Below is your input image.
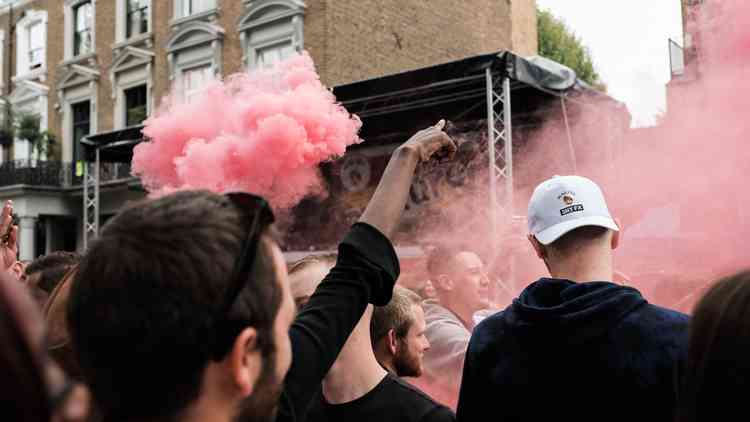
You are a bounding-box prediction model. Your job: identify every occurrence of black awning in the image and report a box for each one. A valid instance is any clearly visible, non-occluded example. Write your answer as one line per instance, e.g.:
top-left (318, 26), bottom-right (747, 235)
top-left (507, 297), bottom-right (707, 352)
top-left (332, 50), bottom-right (609, 146)
top-left (81, 124), bottom-right (145, 163)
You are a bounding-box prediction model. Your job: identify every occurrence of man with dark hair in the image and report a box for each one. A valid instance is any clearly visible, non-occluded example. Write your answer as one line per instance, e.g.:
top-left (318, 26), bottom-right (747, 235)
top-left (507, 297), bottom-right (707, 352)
top-left (26, 251), bottom-right (80, 294)
top-left (371, 286), bottom-right (430, 378)
top-left (418, 246), bottom-right (490, 409)
top-left (290, 259), bottom-right (454, 422)
top-left (66, 121), bottom-right (455, 422)
top-left (457, 175), bottom-right (689, 422)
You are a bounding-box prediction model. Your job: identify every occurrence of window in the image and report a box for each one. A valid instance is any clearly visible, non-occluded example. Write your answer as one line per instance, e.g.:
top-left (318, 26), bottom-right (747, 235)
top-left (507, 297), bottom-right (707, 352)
top-left (181, 0), bottom-right (213, 17)
top-left (73, 2), bottom-right (93, 56)
top-left (126, 0), bottom-right (149, 39)
top-left (14, 11), bottom-right (47, 76)
top-left (238, 1), bottom-right (305, 70)
top-left (72, 101), bottom-right (90, 161)
top-left (28, 22), bottom-right (44, 70)
top-left (13, 114), bottom-right (39, 162)
top-left (256, 41), bottom-right (296, 68)
top-left (124, 85), bottom-right (147, 126)
top-left (0, 30), bottom-right (4, 84)
top-left (182, 65), bottom-right (213, 101)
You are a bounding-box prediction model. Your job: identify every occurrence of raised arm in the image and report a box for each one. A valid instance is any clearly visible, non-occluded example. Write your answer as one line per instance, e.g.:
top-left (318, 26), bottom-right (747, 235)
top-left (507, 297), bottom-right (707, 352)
top-left (277, 121), bottom-right (456, 422)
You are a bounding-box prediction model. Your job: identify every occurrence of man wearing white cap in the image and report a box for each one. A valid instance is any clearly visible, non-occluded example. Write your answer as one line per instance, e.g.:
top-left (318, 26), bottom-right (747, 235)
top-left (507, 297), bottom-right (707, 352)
top-left (456, 175), bottom-right (689, 422)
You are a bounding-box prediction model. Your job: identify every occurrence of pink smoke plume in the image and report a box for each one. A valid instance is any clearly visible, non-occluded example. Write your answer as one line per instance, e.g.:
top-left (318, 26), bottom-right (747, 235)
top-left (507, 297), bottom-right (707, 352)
top-left (505, 0), bottom-right (750, 312)
top-left (132, 52), bottom-right (362, 209)
top-left (393, 0), bottom-right (750, 315)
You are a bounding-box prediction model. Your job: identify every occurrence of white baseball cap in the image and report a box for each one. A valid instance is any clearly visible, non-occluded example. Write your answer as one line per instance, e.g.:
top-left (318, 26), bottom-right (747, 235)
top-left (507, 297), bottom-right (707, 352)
top-left (527, 175), bottom-right (619, 245)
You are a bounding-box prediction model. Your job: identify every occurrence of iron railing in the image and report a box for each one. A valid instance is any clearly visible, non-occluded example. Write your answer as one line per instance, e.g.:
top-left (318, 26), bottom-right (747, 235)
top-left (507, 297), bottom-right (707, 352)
top-left (0, 160), bottom-right (133, 188)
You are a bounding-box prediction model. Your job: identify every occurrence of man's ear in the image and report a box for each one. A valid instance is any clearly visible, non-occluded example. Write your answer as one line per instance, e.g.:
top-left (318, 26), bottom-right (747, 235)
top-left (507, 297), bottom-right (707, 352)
top-left (528, 234), bottom-right (547, 259)
top-left (227, 327), bottom-right (261, 397)
top-left (387, 329), bottom-right (398, 355)
top-left (434, 274), bottom-right (452, 291)
top-left (612, 218), bottom-right (623, 250)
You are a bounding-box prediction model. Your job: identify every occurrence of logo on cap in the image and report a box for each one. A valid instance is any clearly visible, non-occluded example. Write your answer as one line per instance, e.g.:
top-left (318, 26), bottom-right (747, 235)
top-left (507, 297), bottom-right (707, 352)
top-left (558, 191), bottom-right (576, 205)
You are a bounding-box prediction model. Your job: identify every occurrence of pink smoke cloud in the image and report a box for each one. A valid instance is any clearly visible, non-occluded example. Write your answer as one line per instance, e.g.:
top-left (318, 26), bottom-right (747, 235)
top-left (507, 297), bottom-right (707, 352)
top-left (132, 52), bottom-right (361, 209)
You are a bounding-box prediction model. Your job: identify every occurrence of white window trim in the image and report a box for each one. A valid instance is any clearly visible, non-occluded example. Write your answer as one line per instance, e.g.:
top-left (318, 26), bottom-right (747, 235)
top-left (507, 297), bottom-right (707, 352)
top-left (172, 0), bottom-right (218, 25)
top-left (0, 30), bottom-right (5, 88)
top-left (109, 46), bottom-right (154, 129)
top-left (14, 10), bottom-right (47, 81)
top-left (63, 93), bottom-right (97, 163)
top-left (237, 0), bottom-right (305, 68)
top-left (115, 0), bottom-right (153, 45)
top-left (64, 0), bottom-right (96, 61)
top-left (9, 81), bottom-right (50, 163)
top-left (56, 65), bottom-right (99, 163)
top-left (166, 21), bottom-right (224, 82)
top-left (179, 62), bottom-right (214, 102)
top-left (115, 80), bottom-right (151, 129)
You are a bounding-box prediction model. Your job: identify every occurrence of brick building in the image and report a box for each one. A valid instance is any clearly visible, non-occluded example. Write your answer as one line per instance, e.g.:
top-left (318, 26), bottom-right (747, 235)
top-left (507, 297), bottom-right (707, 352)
top-left (0, 0), bottom-right (538, 259)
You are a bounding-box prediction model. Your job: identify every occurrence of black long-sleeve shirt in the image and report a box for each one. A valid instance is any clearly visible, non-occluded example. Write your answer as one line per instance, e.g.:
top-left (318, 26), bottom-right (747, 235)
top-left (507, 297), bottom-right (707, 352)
top-left (275, 223), bottom-right (400, 422)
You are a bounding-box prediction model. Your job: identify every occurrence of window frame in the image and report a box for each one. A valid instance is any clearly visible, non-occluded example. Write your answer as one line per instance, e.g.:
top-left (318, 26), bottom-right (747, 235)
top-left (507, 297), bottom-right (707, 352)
top-left (123, 83), bottom-right (148, 126)
top-left (27, 22), bottom-right (45, 70)
top-left (181, 63), bottom-right (214, 102)
top-left (126, 0), bottom-right (150, 40)
top-left (71, 99), bottom-right (91, 162)
top-left (8, 81), bottom-right (50, 164)
top-left (238, 0), bottom-right (305, 70)
top-left (173, 0), bottom-right (217, 22)
top-left (73, 1), bottom-right (94, 57)
top-left (14, 10), bottom-right (47, 79)
top-left (166, 21), bottom-right (224, 90)
top-left (64, 0), bottom-right (96, 61)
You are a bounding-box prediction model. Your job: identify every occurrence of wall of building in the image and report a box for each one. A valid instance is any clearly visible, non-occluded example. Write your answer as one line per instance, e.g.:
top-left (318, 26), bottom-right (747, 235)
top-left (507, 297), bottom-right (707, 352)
top-left (511, 0), bottom-right (538, 57)
top-left (321, 0), bottom-right (536, 85)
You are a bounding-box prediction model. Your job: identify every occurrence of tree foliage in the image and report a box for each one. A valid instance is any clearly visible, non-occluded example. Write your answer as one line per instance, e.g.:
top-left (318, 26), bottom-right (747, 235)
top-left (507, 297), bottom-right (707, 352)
top-left (537, 8), bottom-right (604, 89)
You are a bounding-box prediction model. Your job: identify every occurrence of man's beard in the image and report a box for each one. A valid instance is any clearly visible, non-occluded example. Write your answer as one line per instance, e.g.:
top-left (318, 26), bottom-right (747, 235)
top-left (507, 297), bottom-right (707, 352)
top-left (234, 348), bottom-right (283, 422)
top-left (393, 340), bottom-right (422, 378)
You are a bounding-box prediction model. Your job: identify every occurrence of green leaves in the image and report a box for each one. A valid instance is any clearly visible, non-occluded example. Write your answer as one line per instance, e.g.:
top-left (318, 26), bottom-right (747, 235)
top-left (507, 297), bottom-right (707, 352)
top-left (537, 8), bottom-right (603, 89)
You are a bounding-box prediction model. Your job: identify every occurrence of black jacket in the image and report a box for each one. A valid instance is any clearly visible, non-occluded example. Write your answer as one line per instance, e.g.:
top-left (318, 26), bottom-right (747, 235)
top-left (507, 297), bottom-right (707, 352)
top-left (456, 278), bottom-right (689, 422)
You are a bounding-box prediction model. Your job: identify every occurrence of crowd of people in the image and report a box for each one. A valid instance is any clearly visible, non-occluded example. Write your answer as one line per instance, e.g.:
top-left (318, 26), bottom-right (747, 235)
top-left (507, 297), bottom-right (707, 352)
top-left (0, 120), bottom-right (748, 422)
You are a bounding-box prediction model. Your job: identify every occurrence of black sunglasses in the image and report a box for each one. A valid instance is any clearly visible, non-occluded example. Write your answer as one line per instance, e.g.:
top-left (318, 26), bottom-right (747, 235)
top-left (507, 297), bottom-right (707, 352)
top-left (220, 192), bottom-right (276, 315)
top-left (211, 193), bottom-right (275, 358)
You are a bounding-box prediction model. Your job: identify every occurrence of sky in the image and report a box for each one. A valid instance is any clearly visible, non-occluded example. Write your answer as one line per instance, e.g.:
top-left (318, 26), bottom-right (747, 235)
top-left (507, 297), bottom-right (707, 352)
top-left (536, 0), bottom-right (684, 127)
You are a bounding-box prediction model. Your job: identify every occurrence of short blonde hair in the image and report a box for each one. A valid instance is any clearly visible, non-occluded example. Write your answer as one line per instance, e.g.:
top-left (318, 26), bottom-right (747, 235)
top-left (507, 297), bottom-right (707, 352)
top-left (371, 286), bottom-right (422, 347)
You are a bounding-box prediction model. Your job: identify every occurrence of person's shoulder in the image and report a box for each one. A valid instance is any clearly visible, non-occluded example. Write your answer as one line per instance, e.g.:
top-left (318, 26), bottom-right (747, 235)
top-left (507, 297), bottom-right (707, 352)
top-left (632, 302), bottom-right (690, 326)
top-left (422, 301), bottom-right (463, 326)
top-left (617, 301), bottom-right (690, 350)
top-left (470, 305), bottom-right (509, 340)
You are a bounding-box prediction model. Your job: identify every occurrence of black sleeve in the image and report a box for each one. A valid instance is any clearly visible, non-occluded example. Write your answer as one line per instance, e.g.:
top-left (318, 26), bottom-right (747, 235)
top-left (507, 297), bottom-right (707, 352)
top-left (276, 222), bottom-right (400, 422)
top-left (419, 406), bottom-right (457, 422)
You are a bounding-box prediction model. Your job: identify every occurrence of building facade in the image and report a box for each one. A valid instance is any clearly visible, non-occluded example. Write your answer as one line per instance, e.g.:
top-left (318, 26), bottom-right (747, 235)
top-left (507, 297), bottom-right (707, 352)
top-left (0, 0), bottom-right (538, 260)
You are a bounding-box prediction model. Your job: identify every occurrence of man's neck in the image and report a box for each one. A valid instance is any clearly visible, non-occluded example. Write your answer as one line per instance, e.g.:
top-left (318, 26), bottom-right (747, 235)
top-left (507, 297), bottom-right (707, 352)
top-left (178, 383), bottom-right (234, 422)
top-left (323, 306), bottom-right (387, 404)
top-left (547, 248), bottom-right (614, 283)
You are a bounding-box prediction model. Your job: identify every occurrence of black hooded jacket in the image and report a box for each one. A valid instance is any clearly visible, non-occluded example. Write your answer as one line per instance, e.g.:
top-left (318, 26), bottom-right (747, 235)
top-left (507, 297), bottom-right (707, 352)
top-left (456, 278), bottom-right (689, 422)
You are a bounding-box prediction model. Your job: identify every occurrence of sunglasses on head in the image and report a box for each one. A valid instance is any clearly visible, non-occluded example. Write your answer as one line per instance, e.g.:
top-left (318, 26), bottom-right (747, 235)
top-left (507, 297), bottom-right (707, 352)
top-left (211, 193), bottom-right (275, 359)
top-left (220, 192), bottom-right (276, 315)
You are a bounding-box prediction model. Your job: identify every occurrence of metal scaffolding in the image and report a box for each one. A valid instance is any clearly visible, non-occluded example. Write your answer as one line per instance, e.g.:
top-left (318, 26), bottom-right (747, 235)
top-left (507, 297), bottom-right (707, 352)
top-left (485, 68), bottom-right (514, 285)
top-left (82, 149), bottom-right (100, 250)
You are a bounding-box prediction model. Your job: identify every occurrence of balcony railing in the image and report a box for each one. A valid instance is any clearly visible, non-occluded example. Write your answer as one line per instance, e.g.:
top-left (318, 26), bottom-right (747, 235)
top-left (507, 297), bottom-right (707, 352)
top-left (0, 160), bottom-right (134, 188)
